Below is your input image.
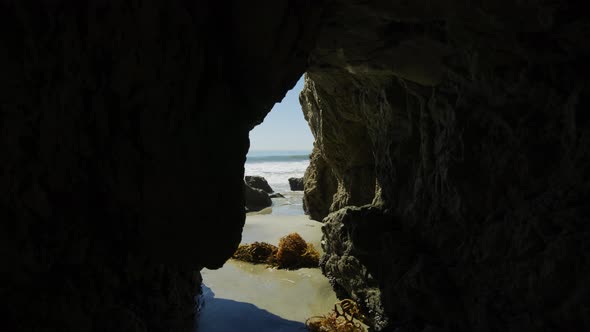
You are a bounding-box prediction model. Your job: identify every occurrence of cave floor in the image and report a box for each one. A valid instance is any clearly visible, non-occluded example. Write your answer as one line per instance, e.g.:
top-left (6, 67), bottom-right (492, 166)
top-left (198, 215), bottom-right (337, 332)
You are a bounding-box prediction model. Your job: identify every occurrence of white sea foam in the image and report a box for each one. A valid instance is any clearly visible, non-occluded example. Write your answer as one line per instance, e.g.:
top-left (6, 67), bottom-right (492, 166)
top-left (245, 160), bottom-right (309, 193)
top-left (244, 150), bottom-right (310, 193)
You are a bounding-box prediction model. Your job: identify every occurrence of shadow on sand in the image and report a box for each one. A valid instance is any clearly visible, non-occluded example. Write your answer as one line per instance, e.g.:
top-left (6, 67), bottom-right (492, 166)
top-left (196, 285), bottom-right (307, 332)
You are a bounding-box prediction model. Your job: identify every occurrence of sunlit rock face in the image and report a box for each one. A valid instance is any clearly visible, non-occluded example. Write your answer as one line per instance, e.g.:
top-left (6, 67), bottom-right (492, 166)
top-left (303, 0), bottom-right (590, 331)
top-left (1, 1), bottom-right (322, 330)
top-left (302, 146), bottom-right (338, 220)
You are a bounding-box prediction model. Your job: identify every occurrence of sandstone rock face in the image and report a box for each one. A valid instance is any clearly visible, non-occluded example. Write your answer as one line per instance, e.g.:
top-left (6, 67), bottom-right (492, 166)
top-left (300, 73), bottom-right (377, 219)
top-left (304, 1), bottom-right (590, 331)
top-left (302, 146), bottom-right (338, 220)
top-left (0, 1), bottom-right (324, 330)
top-left (244, 183), bottom-right (272, 211)
top-left (245, 176), bottom-right (274, 193)
top-left (288, 177), bottom-right (305, 191)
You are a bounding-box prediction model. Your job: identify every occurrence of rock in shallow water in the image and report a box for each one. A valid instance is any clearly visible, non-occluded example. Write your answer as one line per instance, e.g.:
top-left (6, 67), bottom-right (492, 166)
top-left (245, 176), bottom-right (274, 194)
top-left (244, 183), bottom-right (272, 211)
top-left (288, 177), bottom-right (304, 191)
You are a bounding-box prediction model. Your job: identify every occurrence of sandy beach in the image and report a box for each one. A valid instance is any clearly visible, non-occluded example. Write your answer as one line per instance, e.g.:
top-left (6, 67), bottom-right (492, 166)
top-left (240, 214), bottom-right (324, 252)
top-left (198, 214), bottom-right (337, 332)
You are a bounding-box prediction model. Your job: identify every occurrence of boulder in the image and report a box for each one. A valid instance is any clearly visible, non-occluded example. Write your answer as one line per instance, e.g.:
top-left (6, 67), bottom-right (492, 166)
top-left (245, 176), bottom-right (274, 193)
top-left (244, 183), bottom-right (272, 211)
top-left (288, 177), bottom-right (304, 191)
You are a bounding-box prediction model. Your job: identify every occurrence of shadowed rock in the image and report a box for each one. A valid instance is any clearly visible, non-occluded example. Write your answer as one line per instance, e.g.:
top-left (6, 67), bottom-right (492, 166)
top-left (244, 183), bottom-right (272, 212)
top-left (245, 176), bottom-right (274, 193)
top-left (288, 177), bottom-right (304, 191)
top-left (1, 3), bottom-right (323, 329)
top-left (301, 1), bottom-right (590, 330)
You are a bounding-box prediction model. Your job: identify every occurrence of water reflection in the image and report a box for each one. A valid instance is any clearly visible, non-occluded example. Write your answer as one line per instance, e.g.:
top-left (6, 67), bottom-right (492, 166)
top-left (196, 285), bottom-right (306, 332)
top-left (270, 191), bottom-right (306, 216)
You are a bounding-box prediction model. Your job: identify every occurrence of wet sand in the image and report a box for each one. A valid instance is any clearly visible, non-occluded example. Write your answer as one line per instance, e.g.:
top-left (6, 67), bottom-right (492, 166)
top-left (247, 191), bottom-right (306, 216)
top-left (239, 214), bottom-right (324, 251)
top-left (198, 214), bottom-right (337, 332)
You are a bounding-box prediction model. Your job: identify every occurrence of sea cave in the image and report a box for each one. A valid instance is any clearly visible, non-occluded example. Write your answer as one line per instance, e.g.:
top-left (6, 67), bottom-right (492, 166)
top-left (2, 1), bottom-right (589, 331)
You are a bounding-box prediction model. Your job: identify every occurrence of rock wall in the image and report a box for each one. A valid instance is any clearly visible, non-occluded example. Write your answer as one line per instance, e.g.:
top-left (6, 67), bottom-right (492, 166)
top-left (2, 0), bottom-right (589, 331)
top-left (300, 72), bottom-right (377, 220)
top-left (303, 1), bottom-right (590, 331)
top-left (302, 145), bottom-right (338, 220)
top-left (0, 1), bottom-right (323, 330)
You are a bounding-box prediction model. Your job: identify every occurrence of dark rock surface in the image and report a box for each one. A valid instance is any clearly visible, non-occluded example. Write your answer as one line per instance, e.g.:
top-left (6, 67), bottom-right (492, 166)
top-left (245, 176), bottom-right (274, 193)
top-left (288, 177), bottom-right (304, 191)
top-left (1, 0), bottom-right (589, 331)
top-left (1, 1), bottom-right (323, 330)
top-left (270, 193), bottom-right (285, 198)
top-left (244, 183), bottom-right (272, 211)
top-left (305, 1), bottom-right (590, 331)
top-left (320, 206), bottom-right (417, 331)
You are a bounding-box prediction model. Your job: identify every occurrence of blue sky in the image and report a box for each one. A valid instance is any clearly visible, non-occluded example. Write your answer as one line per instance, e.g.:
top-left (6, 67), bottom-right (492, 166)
top-left (249, 75), bottom-right (314, 151)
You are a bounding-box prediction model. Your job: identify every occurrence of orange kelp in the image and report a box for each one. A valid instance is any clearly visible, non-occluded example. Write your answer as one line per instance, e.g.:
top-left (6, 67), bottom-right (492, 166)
top-left (306, 299), bottom-right (367, 332)
top-left (232, 233), bottom-right (320, 269)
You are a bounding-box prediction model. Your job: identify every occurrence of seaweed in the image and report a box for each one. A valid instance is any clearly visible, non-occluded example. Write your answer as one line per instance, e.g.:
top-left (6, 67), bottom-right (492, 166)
top-left (306, 299), bottom-right (367, 332)
top-left (232, 242), bottom-right (277, 264)
top-left (273, 233), bottom-right (319, 269)
top-left (231, 233), bottom-right (320, 269)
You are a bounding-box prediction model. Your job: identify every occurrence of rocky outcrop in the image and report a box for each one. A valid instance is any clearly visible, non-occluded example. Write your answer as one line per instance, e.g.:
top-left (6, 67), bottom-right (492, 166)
top-left (321, 206), bottom-right (417, 331)
top-left (302, 146), bottom-right (338, 220)
top-left (288, 177), bottom-right (305, 191)
top-left (245, 176), bottom-right (274, 193)
top-left (304, 1), bottom-right (590, 331)
top-left (244, 183), bottom-right (272, 211)
top-left (300, 74), bottom-right (377, 217)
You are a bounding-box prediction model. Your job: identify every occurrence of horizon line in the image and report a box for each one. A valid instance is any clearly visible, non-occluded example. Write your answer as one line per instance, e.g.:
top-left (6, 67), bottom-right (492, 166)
top-left (248, 149), bottom-right (312, 152)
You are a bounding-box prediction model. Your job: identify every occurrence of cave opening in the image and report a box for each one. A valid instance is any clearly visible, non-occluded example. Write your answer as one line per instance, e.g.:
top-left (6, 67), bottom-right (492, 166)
top-left (245, 74), bottom-right (314, 211)
top-left (198, 74), bottom-right (338, 331)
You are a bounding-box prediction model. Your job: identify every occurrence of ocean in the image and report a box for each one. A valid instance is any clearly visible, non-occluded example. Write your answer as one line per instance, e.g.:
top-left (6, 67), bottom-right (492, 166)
top-left (245, 150), bottom-right (311, 215)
